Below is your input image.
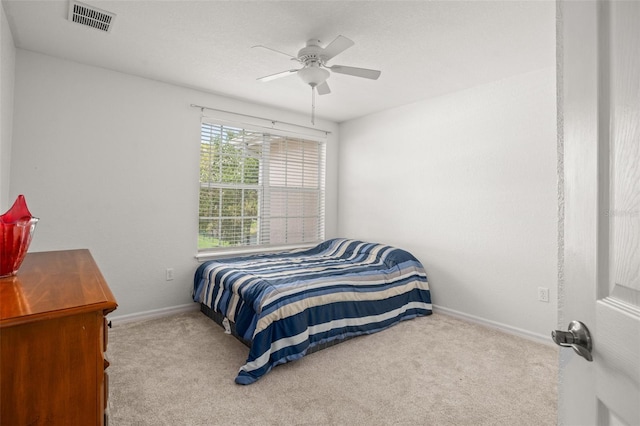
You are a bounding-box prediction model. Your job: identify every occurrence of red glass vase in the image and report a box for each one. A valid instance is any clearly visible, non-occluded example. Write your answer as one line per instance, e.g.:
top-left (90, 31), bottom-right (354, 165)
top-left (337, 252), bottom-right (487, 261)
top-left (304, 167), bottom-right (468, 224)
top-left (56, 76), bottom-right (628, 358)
top-left (0, 195), bottom-right (39, 278)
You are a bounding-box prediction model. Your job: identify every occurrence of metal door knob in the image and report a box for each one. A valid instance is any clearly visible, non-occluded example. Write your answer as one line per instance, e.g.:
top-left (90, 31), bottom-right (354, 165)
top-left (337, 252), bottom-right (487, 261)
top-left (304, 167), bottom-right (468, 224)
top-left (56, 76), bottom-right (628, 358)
top-left (552, 320), bottom-right (593, 362)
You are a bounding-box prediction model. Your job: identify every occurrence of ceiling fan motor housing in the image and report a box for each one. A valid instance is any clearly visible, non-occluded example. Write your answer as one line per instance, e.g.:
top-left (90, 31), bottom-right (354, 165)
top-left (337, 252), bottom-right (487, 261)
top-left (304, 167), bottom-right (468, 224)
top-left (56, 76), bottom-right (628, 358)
top-left (297, 39), bottom-right (325, 64)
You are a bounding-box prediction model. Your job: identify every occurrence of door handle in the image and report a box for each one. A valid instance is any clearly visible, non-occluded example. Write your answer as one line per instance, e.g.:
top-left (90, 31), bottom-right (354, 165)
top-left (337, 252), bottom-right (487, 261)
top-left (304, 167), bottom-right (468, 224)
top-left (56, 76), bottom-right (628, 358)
top-left (552, 320), bottom-right (593, 362)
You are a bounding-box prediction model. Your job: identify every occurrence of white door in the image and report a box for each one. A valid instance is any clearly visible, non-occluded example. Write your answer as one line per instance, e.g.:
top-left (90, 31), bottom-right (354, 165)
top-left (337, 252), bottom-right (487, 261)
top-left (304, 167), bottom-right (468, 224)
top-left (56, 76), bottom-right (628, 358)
top-left (558, 1), bottom-right (640, 425)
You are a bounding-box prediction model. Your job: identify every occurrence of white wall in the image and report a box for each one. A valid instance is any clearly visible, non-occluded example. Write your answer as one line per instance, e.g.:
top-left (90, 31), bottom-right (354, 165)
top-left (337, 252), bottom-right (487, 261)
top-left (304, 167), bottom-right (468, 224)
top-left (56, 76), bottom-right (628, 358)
top-left (10, 50), bottom-right (339, 317)
top-left (338, 67), bottom-right (557, 338)
top-left (0, 2), bottom-right (15, 209)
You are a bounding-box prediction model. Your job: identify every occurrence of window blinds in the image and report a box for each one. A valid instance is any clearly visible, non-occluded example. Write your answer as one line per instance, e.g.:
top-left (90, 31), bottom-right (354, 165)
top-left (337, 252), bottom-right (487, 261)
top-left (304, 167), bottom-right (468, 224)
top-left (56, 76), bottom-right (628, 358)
top-left (199, 121), bottom-right (326, 251)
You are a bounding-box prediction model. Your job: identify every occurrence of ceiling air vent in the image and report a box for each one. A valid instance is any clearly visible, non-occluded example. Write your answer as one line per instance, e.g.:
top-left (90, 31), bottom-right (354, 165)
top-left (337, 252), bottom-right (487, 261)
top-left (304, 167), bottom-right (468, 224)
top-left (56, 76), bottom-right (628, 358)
top-left (68, 1), bottom-right (115, 33)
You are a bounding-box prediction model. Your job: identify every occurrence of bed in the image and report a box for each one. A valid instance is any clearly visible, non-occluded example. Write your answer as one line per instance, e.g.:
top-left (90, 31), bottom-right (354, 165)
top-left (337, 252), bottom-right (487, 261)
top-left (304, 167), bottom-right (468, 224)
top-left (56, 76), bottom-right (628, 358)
top-left (192, 238), bottom-right (432, 384)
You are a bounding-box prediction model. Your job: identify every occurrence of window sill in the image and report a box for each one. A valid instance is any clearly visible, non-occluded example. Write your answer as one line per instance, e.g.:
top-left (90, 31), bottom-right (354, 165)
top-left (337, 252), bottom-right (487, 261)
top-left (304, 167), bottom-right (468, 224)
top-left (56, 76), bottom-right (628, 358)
top-left (195, 243), bottom-right (317, 262)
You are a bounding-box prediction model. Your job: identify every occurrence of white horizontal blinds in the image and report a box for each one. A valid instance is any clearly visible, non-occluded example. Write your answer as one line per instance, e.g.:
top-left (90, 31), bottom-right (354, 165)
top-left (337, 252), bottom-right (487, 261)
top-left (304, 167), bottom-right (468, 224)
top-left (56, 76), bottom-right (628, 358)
top-left (199, 120), bottom-right (325, 251)
top-left (262, 136), bottom-right (325, 245)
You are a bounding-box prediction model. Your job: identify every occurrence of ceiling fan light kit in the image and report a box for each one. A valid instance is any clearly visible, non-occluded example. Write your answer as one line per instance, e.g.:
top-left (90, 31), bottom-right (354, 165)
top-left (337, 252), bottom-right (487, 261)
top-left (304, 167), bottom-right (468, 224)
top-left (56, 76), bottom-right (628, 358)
top-left (254, 35), bottom-right (381, 125)
top-left (297, 65), bottom-right (330, 87)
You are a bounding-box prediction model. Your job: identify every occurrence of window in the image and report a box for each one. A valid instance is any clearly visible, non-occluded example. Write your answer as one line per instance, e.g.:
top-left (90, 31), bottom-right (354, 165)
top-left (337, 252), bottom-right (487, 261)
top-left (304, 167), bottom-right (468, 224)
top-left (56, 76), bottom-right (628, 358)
top-left (199, 121), bottom-right (326, 251)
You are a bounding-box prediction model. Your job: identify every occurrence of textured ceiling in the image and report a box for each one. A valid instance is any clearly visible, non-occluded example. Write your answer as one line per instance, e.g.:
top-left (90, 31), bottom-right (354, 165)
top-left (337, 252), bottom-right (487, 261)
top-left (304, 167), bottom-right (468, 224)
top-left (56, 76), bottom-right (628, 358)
top-left (2, 0), bottom-right (555, 123)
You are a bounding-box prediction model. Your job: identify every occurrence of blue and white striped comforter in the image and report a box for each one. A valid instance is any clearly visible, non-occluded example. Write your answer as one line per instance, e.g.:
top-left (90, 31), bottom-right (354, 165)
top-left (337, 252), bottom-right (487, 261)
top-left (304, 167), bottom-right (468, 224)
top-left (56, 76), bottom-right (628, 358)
top-left (193, 238), bottom-right (432, 384)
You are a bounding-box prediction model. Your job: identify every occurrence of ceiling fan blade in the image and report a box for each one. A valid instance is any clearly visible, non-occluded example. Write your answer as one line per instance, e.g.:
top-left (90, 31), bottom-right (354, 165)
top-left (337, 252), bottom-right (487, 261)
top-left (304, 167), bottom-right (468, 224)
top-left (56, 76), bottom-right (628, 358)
top-left (316, 81), bottom-right (331, 95)
top-left (321, 35), bottom-right (355, 61)
top-left (328, 65), bottom-right (381, 80)
top-left (257, 69), bottom-right (299, 82)
top-left (252, 45), bottom-right (298, 61)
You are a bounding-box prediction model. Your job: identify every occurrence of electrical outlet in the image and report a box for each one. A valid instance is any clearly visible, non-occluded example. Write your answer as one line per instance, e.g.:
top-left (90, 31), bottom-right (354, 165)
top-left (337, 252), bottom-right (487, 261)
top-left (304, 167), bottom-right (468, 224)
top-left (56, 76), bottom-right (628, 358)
top-left (538, 287), bottom-right (549, 303)
top-left (166, 268), bottom-right (174, 281)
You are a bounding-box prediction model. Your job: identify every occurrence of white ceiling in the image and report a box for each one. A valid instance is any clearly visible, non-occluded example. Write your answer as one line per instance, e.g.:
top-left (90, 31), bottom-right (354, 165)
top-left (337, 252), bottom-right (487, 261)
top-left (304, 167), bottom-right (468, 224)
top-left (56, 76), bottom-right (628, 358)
top-left (2, 0), bottom-right (555, 123)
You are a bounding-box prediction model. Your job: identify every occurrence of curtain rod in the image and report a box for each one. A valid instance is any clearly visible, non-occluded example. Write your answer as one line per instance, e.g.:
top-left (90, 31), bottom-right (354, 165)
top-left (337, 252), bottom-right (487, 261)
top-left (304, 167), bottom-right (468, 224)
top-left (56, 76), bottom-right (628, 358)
top-left (190, 104), bottom-right (332, 135)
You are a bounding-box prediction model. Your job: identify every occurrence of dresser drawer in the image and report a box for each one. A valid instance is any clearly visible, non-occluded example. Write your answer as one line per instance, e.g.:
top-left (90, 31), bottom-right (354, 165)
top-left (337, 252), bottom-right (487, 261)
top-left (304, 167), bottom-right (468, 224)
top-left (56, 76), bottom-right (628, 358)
top-left (1, 312), bottom-right (103, 425)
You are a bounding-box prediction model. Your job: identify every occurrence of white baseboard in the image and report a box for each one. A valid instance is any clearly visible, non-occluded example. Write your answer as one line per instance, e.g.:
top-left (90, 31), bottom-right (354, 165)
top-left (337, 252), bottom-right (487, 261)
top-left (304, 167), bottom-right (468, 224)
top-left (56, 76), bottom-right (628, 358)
top-left (432, 304), bottom-right (555, 347)
top-left (108, 303), bottom-right (200, 325)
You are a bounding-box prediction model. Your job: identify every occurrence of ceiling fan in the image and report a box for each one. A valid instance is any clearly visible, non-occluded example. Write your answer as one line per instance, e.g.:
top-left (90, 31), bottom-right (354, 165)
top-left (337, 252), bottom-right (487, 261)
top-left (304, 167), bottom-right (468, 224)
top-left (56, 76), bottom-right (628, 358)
top-left (253, 35), bottom-right (381, 124)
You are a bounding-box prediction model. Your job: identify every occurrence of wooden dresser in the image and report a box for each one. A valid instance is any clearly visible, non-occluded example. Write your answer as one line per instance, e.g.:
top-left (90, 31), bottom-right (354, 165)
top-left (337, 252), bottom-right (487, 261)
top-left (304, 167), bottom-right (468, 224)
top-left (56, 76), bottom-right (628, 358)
top-left (0, 249), bottom-right (117, 425)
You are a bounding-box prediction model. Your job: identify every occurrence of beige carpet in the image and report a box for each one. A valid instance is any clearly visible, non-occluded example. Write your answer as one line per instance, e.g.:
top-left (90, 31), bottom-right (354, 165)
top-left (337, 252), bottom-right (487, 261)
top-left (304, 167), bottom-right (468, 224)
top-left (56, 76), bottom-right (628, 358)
top-left (107, 310), bottom-right (557, 426)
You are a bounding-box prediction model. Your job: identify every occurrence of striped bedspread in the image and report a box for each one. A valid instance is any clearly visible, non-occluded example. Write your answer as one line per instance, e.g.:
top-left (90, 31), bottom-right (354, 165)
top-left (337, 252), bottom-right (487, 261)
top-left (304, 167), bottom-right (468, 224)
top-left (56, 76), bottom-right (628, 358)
top-left (193, 238), bottom-right (432, 384)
